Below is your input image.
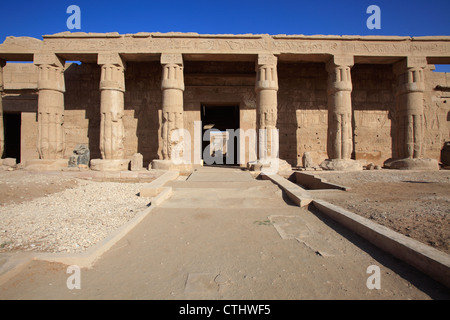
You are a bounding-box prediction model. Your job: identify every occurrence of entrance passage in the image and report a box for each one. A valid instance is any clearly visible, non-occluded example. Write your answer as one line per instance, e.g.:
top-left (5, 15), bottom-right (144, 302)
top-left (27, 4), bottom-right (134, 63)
top-left (201, 105), bottom-right (239, 166)
top-left (2, 112), bottom-right (21, 162)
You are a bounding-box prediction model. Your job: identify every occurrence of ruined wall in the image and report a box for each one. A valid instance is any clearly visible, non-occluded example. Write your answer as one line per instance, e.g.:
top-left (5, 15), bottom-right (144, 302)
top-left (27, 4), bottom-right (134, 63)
top-left (184, 61), bottom-right (256, 165)
top-left (124, 61), bottom-right (161, 167)
top-left (2, 63), bottom-right (39, 163)
top-left (2, 61), bottom-right (449, 166)
top-left (423, 69), bottom-right (450, 161)
top-left (64, 63), bottom-right (101, 159)
top-left (351, 64), bottom-right (395, 166)
top-left (278, 62), bottom-right (328, 167)
top-left (65, 61), bottom-right (162, 167)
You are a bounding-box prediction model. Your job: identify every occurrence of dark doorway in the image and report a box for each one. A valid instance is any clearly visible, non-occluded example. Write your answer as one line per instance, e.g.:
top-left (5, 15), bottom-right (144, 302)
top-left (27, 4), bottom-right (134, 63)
top-left (3, 112), bottom-right (21, 161)
top-left (201, 105), bottom-right (239, 166)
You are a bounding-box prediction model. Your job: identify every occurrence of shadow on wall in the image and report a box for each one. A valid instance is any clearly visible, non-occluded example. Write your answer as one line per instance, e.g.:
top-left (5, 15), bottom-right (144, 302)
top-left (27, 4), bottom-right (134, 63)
top-left (64, 63), bottom-right (101, 160)
top-left (126, 62), bottom-right (161, 168)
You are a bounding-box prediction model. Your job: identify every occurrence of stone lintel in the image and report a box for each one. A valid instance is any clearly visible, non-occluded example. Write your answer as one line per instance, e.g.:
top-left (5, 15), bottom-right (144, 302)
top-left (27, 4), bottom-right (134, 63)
top-left (97, 52), bottom-right (125, 69)
top-left (257, 53), bottom-right (277, 66)
top-left (326, 55), bottom-right (354, 71)
top-left (33, 52), bottom-right (65, 68)
top-left (393, 56), bottom-right (427, 74)
top-left (160, 53), bottom-right (183, 65)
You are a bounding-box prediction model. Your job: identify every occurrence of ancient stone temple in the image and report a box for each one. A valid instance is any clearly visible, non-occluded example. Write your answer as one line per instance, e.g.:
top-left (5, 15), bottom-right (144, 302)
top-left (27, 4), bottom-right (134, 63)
top-left (0, 32), bottom-right (449, 171)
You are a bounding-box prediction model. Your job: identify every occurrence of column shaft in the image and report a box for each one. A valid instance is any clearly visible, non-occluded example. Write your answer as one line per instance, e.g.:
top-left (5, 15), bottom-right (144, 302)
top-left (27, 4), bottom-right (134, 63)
top-left (36, 64), bottom-right (66, 159)
top-left (99, 64), bottom-right (125, 160)
top-left (326, 61), bottom-right (353, 160)
top-left (255, 55), bottom-right (278, 160)
top-left (396, 66), bottom-right (425, 159)
top-left (160, 57), bottom-right (184, 161)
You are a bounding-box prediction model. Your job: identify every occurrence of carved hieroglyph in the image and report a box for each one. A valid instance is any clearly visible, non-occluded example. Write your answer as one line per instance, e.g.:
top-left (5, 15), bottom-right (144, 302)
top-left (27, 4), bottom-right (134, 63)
top-left (0, 59), bottom-right (5, 158)
top-left (160, 53), bottom-right (184, 160)
top-left (99, 60), bottom-right (126, 160)
top-left (326, 56), bottom-right (354, 160)
top-left (394, 58), bottom-right (426, 159)
top-left (255, 54), bottom-right (278, 160)
top-left (35, 54), bottom-right (66, 159)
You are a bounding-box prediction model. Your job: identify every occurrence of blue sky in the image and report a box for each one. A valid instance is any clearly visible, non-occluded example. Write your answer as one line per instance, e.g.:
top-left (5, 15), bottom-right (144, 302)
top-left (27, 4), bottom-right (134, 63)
top-left (1, 0), bottom-right (449, 70)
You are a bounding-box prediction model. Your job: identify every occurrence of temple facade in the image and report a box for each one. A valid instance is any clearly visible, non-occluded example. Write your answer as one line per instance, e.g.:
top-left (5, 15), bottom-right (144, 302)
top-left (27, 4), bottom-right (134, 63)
top-left (0, 32), bottom-right (449, 171)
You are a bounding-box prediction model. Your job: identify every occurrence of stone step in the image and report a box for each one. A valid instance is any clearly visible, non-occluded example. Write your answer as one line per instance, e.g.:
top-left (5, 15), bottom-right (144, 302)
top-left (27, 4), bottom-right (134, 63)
top-left (159, 186), bottom-right (290, 209)
top-left (166, 180), bottom-right (275, 189)
top-left (186, 170), bottom-right (255, 182)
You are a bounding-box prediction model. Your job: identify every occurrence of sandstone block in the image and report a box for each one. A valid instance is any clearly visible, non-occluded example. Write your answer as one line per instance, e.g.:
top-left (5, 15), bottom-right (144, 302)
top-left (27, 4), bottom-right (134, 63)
top-left (320, 159), bottom-right (363, 171)
top-left (383, 158), bottom-right (439, 170)
top-left (131, 153), bottom-right (144, 171)
top-left (90, 159), bottom-right (130, 171)
top-left (2, 158), bottom-right (16, 167)
top-left (302, 152), bottom-right (314, 168)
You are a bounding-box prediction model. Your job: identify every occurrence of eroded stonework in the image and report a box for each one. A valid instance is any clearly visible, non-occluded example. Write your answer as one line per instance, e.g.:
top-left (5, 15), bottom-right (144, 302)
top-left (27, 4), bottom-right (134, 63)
top-left (0, 32), bottom-right (449, 170)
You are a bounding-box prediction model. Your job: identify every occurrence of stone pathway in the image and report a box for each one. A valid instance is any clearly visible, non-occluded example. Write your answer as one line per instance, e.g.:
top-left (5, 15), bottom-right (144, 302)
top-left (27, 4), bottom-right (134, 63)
top-left (0, 167), bottom-right (448, 299)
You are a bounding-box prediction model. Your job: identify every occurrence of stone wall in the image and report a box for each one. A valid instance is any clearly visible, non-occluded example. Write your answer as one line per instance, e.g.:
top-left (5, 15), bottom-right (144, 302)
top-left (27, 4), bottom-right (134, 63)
top-left (64, 63), bottom-right (101, 160)
top-left (278, 62), bottom-right (328, 167)
top-left (351, 64), bottom-right (395, 166)
top-left (124, 61), bottom-right (161, 167)
top-left (423, 69), bottom-right (450, 161)
top-left (2, 61), bottom-right (449, 166)
top-left (184, 61), bottom-right (256, 165)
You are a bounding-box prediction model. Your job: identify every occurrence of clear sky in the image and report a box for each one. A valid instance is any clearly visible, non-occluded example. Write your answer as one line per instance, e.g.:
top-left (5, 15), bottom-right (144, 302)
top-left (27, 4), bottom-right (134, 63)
top-left (1, 0), bottom-right (449, 70)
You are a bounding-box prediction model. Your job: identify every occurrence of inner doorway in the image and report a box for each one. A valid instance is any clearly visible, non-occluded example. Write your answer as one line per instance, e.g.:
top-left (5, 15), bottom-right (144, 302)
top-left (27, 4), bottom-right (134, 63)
top-left (201, 105), bottom-right (239, 166)
top-left (2, 112), bottom-right (21, 162)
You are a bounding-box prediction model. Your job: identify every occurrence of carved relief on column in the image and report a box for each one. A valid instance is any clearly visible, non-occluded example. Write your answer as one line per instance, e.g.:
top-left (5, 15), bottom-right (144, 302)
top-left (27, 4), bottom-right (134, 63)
top-left (394, 58), bottom-right (426, 159)
top-left (0, 59), bottom-right (5, 158)
top-left (255, 54), bottom-right (278, 160)
top-left (326, 55), bottom-right (354, 160)
top-left (160, 53), bottom-right (184, 161)
top-left (90, 53), bottom-right (130, 171)
top-left (99, 62), bottom-right (126, 160)
top-left (34, 54), bottom-right (66, 159)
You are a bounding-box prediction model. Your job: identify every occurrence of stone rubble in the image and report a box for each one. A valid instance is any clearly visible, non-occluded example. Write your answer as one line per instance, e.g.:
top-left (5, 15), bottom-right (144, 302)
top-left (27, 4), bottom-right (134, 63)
top-left (0, 179), bottom-right (151, 253)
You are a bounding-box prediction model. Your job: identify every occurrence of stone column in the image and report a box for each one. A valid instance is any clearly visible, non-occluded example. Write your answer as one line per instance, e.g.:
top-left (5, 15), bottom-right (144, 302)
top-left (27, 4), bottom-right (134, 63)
top-left (320, 55), bottom-right (362, 171)
top-left (0, 59), bottom-right (5, 158)
top-left (248, 53), bottom-right (291, 173)
top-left (30, 53), bottom-right (67, 169)
top-left (255, 54), bottom-right (278, 161)
top-left (385, 57), bottom-right (438, 170)
top-left (91, 53), bottom-right (129, 171)
top-left (151, 53), bottom-right (186, 170)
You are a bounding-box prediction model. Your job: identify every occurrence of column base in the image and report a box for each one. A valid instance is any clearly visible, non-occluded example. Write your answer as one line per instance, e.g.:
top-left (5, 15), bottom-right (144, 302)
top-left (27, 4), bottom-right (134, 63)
top-left (25, 159), bottom-right (68, 171)
top-left (150, 159), bottom-right (200, 172)
top-left (90, 159), bottom-right (130, 171)
top-left (383, 158), bottom-right (439, 170)
top-left (319, 159), bottom-right (363, 171)
top-left (247, 158), bottom-right (292, 174)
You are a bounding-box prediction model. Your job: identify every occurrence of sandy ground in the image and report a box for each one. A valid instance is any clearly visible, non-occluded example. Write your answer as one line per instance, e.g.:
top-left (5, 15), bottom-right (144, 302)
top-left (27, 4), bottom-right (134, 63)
top-left (1, 167), bottom-right (449, 300)
top-left (308, 170), bottom-right (450, 254)
top-left (0, 170), bottom-right (79, 207)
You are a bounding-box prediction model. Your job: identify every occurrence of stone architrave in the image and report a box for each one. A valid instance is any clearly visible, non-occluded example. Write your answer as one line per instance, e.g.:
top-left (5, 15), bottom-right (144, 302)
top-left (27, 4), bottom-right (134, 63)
top-left (34, 53), bottom-right (66, 160)
top-left (385, 57), bottom-right (438, 170)
top-left (0, 59), bottom-right (5, 158)
top-left (159, 53), bottom-right (185, 162)
top-left (255, 54), bottom-right (278, 161)
top-left (321, 55), bottom-right (362, 171)
top-left (91, 53), bottom-right (130, 171)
